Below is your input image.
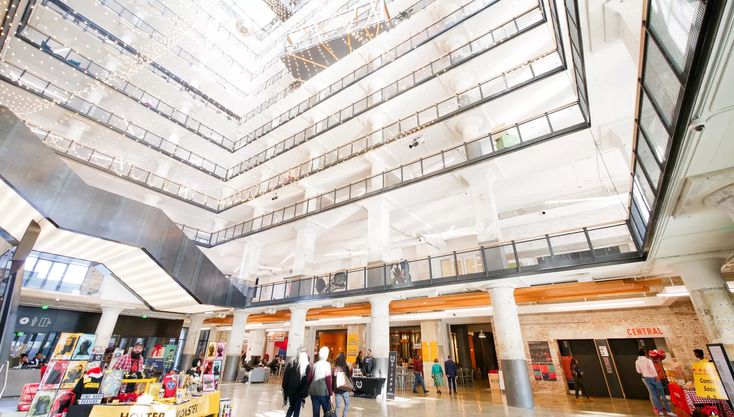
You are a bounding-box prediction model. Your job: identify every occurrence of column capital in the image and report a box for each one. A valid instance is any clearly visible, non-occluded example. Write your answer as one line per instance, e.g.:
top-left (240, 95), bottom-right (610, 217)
top-left (289, 305), bottom-right (309, 316)
top-left (99, 306), bottom-right (125, 315)
top-left (369, 294), bottom-right (394, 310)
top-left (482, 278), bottom-right (528, 292)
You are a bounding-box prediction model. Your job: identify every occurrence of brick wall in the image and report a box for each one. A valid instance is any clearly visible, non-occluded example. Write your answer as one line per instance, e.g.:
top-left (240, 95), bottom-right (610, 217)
top-left (515, 300), bottom-right (706, 395)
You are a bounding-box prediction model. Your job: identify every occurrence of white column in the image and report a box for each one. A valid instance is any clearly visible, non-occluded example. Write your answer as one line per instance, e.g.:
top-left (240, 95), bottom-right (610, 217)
top-left (293, 222), bottom-right (320, 276)
top-left (369, 295), bottom-right (392, 385)
top-left (419, 320), bottom-right (444, 388)
top-left (365, 199), bottom-right (391, 263)
top-left (238, 238), bottom-right (263, 282)
top-left (222, 310), bottom-right (249, 382)
top-left (674, 257), bottom-right (734, 351)
top-left (94, 306), bottom-right (123, 349)
top-left (286, 306), bottom-right (309, 361)
top-left (181, 314), bottom-right (205, 369)
top-left (489, 285), bottom-right (533, 409)
top-left (245, 330), bottom-right (266, 362)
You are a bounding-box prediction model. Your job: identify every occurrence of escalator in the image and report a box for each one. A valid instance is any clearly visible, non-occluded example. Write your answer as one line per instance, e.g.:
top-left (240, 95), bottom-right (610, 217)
top-left (0, 107), bottom-right (247, 311)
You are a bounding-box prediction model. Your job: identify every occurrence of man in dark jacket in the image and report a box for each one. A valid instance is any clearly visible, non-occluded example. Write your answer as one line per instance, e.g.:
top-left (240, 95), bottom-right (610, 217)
top-left (282, 353), bottom-right (310, 417)
top-left (362, 349), bottom-right (375, 376)
top-left (444, 355), bottom-right (458, 395)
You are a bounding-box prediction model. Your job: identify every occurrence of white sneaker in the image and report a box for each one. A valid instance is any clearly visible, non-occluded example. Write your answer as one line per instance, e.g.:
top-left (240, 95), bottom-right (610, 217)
top-left (666, 412), bottom-right (677, 417)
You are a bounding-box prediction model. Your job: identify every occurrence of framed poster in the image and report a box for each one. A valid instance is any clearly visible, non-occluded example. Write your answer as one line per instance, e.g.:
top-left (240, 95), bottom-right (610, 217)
top-left (212, 360), bottom-right (222, 377)
top-left (108, 348), bottom-right (124, 369)
top-left (60, 361), bottom-right (86, 389)
top-left (51, 333), bottom-right (80, 360)
top-left (149, 344), bottom-right (166, 359)
top-left (49, 389), bottom-right (74, 417)
top-left (527, 341), bottom-right (556, 381)
top-left (205, 342), bottom-right (217, 359)
top-left (28, 390), bottom-right (56, 417)
top-left (40, 361), bottom-right (69, 390)
top-left (215, 343), bottom-right (226, 360)
top-left (202, 374), bottom-right (216, 392)
top-left (707, 344), bottom-right (734, 402)
top-left (71, 334), bottom-right (96, 360)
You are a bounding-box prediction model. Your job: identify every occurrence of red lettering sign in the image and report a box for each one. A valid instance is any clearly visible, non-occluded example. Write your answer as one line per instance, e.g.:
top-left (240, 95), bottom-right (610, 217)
top-left (626, 327), bottom-right (663, 336)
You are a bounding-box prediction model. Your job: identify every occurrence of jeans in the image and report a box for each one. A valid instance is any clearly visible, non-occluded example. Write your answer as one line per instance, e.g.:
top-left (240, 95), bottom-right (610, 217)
top-left (311, 395), bottom-right (331, 417)
top-left (285, 396), bottom-right (303, 417)
top-left (335, 391), bottom-right (349, 417)
top-left (447, 376), bottom-right (457, 392)
top-left (574, 376), bottom-right (589, 398)
top-left (413, 372), bottom-right (427, 392)
top-left (642, 377), bottom-right (671, 412)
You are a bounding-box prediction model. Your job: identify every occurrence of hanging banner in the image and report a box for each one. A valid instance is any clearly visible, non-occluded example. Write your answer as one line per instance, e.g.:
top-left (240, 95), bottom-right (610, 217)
top-left (346, 333), bottom-right (359, 364)
top-left (693, 361), bottom-right (728, 400)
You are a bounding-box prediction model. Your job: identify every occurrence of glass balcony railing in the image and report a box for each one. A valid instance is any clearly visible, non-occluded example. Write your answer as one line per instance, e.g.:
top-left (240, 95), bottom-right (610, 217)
top-left (28, 124), bottom-right (223, 211)
top-left (228, 4), bottom-right (546, 177)
top-left (181, 99), bottom-right (587, 246)
top-left (236, 0), bottom-right (443, 129)
top-left (233, 0), bottom-right (505, 150)
top-left (37, 0), bottom-right (240, 120)
top-left (18, 26), bottom-right (237, 151)
top-left (0, 61), bottom-right (231, 179)
top-left (626, 0), bottom-right (708, 248)
top-left (0, 250), bottom-right (108, 296)
top-left (49, 0), bottom-right (252, 94)
top-left (225, 47), bottom-right (559, 208)
top-left (247, 223), bottom-right (639, 305)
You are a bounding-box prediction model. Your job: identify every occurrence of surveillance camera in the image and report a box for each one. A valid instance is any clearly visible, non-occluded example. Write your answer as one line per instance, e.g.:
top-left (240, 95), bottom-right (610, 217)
top-left (690, 119), bottom-right (705, 132)
top-left (541, 210), bottom-right (546, 215)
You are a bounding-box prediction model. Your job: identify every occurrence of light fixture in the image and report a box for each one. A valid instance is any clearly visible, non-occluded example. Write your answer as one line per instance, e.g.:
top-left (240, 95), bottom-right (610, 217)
top-left (478, 331), bottom-right (487, 339)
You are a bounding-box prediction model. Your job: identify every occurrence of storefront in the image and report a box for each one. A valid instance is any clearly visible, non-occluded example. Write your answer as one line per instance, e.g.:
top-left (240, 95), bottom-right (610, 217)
top-left (389, 326), bottom-right (421, 363)
top-left (449, 324), bottom-right (498, 375)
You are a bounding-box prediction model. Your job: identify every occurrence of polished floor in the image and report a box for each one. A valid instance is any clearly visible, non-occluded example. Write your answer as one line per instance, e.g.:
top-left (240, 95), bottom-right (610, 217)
top-left (220, 381), bottom-right (662, 417)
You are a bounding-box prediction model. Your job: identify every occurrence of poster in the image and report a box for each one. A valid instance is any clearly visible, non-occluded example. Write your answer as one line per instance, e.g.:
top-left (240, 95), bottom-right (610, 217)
top-left (146, 358), bottom-right (165, 373)
top-left (51, 333), bottom-right (80, 360)
top-left (71, 334), bottom-right (96, 360)
top-left (39, 361), bottom-right (69, 390)
top-left (212, 360), bottom-right (222, 378)
top-left (149, 344), bottom-right (166, 359)
top-left (527, 341), bottom-right (556, 381)
top-left (205, 342), bottom-right (217, 359)
top-left (28, 390), bottom-right (56, 417)
top-left (218, 399), bottom-right (232, 417)
top-left (108, 348), bottom-right (124, 369)
top-left (693, 360), bottom-right (728, 400)
top-left (216, 343), bottom-right (226, 360)
top-left (99, 370), bottom-right (125, 397)
top-left (60, 361), bottom-right (87, 389)
top-left (346, 333), bottom-right (359, 364)
top-left (163, 344), bottom-right (177, 370)
top-left (50, 389), bottom-right (74, 417)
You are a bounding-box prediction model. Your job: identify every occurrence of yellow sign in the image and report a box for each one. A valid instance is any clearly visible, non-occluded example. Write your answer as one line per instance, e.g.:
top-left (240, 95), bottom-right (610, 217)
top-left (346, 333), bottom-right (359, 364)
top-left (88, 391), bottom-right (220, 417)
top-left (693, 361), bottom-right (728, 400)
top-left (420, 341), bottom-right (439, 363)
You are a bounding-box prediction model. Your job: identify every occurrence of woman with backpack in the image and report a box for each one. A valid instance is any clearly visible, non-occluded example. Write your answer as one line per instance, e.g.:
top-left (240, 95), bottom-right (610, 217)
top-left (333, 353), bottom-right (352, 417)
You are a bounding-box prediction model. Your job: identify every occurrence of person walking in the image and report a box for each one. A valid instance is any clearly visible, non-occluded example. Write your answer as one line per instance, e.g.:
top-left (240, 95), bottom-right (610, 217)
top-left (444, 355), bottom-right (457, 395)
top-left (308, 347), bottom-right (334, 417)
top-left (570, 357), bottom-right (590, 399)
top-left (412, 354), bottom-right (429, 394)
top-left (282, 352), bottom-right (310, 417)
top-left (333, 353), bottom-right (352, 417)
top-left (431, 358), bottom-right (444, 394)
top-left (635, 349), bottom-right (676, 416)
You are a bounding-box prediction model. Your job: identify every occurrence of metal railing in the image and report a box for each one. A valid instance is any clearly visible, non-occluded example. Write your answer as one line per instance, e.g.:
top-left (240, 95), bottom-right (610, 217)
top-left (228, 4), bottom-right (545, 178)
top-left (232, 0), bottom-right (505, 151)
top-left (180, 99), bottom-right (586, 246)
top-left (236, 0), bottom-right (441, 129)
top-left (18, 26), bottom-right (237, 151)
top-left (33, 0), bottom-right (240, 120)
top-left (247, 223), bottom-right (638, 305)
top-left (28, 124), bottom-right (223, 211)
top-left (0, 61), bottom-right (231, 179)
top-left (225, 46), bottom-right (557, 207)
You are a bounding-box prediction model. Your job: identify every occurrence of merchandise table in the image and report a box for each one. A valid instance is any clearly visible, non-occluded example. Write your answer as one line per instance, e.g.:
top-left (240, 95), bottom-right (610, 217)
top-left (669, 383), bottom-right (734, 417)
top-left (352, 377), bottom-right (385, 399)
top-left (67, 391), bottom-right (220, 417)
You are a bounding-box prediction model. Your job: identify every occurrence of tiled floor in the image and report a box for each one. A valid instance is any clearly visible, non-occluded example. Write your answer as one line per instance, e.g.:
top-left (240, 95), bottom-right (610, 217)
top-left (219, 381), bottom-right (661, 417)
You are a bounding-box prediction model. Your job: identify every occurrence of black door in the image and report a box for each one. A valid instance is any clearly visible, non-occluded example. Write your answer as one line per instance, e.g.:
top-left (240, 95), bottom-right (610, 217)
top-left (608, 338), bottom-right (656, 399)
top-left (568, 340), bottom-right (611, 397)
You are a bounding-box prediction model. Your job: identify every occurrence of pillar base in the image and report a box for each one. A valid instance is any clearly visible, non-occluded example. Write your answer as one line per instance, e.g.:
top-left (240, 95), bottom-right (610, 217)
top-left (501, 359), bottom-right (534, 409)
top-left (222, 354), bottom-right (241, 382)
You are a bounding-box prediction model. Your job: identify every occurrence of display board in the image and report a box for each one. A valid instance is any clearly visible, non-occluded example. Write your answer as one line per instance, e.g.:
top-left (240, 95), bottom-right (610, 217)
top-left (707, 344), bottom-right (734, 401)
top-left (386, 351), bottom-right (397, 400)
top-left (528, 341), bottom-right (557, 381)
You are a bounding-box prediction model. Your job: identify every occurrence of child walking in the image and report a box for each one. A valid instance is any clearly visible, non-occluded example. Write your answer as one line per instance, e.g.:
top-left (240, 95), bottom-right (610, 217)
top-left (431, 358), bottom-right (444, 394)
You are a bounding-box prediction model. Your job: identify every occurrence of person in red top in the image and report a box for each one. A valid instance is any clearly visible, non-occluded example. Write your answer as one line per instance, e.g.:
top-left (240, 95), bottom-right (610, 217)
top-left (412, 354), bottom-right (429, 394)
top-left (112, 342), bottom-right (145, 373)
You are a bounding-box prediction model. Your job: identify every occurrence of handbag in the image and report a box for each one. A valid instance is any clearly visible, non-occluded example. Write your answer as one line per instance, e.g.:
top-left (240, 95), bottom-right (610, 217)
top-left (336, 371), bottom-right (354, 391)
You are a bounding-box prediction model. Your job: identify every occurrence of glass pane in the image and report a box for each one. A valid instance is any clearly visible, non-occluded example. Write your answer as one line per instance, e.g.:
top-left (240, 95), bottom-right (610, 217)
top-left (639, 93), bottom-right (670, 161)
top-left (43, 262), bottom-right (67, 290)
top-left (648, 0), bottom-right (704, 74)
top-left (644, 38), bottom-right (682, 125)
